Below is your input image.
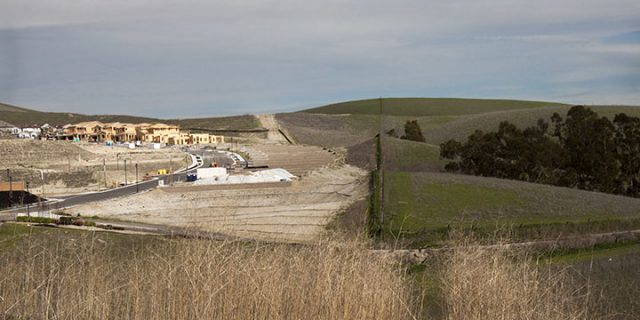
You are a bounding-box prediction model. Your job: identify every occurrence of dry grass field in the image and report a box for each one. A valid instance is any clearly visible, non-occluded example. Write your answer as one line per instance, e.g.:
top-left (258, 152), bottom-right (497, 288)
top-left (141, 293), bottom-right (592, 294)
top-left (0, 223), bottom-right (605, 320)
top-left (439, 243), bottom-right (588, 320)
top-left (0, 224), bottom-right (415, 320)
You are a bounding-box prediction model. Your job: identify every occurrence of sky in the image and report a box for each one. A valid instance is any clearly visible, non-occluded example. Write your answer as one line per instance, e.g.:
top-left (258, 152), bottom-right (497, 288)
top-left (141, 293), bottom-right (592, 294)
top-left (0, 0), bottom-right (639, 118)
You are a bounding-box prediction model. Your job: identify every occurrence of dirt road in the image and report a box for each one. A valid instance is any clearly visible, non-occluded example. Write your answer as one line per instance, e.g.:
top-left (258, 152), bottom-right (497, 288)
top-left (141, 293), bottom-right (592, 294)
top-left (257, 114), bottom-right (291, 144)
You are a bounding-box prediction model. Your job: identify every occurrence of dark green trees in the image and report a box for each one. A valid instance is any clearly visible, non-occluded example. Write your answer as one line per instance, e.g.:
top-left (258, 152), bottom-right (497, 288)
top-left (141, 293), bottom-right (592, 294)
top-left (441, 106), bottom-right (640, 197)
top-left (401, 120), bottom-right (426, 142)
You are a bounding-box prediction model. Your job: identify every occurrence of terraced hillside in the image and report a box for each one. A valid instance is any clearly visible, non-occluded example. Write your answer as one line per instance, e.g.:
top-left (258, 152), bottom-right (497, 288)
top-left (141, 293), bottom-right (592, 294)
top-left (68, 165), bottom-right (368, 242)
top-left (0, 140), bottom-right (96, 165)
top-left (0, 140), bottom-right (189, 196)
top-left (240, 144), bottom-right (338, 176)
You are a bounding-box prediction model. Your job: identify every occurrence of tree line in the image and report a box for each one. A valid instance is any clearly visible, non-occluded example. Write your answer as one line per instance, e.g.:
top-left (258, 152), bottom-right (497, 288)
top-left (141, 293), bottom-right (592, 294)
top-left (440, 106), bottom-right (640, 197)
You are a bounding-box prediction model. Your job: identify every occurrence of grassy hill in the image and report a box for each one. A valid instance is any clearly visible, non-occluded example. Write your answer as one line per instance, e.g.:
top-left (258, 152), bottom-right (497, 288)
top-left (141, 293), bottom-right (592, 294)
top-left (280, 98), bottom-right (640, 249)
top-left (0, 102), bottom-right (31, 113)
top-left (280, 99), bottom-right (640, 147)
top-left (303, 97), bottom-right (568, 116)
top-left (382, 171), bottom-right (640, 247)
top-left (0, 102), bottom-right (260, 130)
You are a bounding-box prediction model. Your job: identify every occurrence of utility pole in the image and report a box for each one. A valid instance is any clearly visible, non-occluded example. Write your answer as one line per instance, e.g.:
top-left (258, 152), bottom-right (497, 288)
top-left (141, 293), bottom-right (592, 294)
top-left (26, 181), bottom-right (30, 217)
top-left (124, 159), bottom-right (128, 186)
top-left (103, 158), bottom-right (107, 189)
top-left (7, 169), bottom-right (12, 208)
top-left (40, 170), bottom-right (45, 197)
top-left (378, 97), bottom-right (384, 240)
top-left (135, 163), bottom-right (139, 193)
top-left (170, 158), bottom-right (174, 185)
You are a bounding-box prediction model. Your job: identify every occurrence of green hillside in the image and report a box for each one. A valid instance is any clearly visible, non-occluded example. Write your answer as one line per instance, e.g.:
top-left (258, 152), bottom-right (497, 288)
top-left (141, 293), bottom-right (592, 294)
top-left (382, 171), bottom-right (640, 247)
top-left (303, 98), bottom-right (568, 116)
top-left (281, 100), bottom-right (640, 147)
top-left (0, 102), bottom-right (31, 113)
top-left (282, 98), bottom-right (640, 249)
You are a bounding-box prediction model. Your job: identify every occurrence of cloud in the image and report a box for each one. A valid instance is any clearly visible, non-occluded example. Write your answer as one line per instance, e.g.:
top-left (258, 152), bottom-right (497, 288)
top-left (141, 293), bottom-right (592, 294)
top-left (602, 30), bottom-right (640, 44)
top-left (0, 0), bottom-right (639, 116)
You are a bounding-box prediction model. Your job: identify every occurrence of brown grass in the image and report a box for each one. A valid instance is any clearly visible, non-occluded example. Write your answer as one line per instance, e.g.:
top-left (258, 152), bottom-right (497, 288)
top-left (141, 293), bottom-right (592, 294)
top-left (439, 240), bottom-right (588, 320)
top-left (0, 225), bottom-right (606, 319)
top-left (0, 232), bottom-right (417, 320)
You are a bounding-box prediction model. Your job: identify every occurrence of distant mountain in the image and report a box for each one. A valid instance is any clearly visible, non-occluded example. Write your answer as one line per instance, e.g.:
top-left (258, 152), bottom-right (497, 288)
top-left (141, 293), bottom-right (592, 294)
top-left (0, 102), bottom-right (259, 130)
top-left (0, 102), bottom-right (32, 113)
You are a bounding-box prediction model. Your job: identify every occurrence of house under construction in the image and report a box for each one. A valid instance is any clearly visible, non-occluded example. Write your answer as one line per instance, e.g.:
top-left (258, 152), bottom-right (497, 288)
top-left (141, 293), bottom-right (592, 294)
top-left (60, 121), bottom-right (224, 145)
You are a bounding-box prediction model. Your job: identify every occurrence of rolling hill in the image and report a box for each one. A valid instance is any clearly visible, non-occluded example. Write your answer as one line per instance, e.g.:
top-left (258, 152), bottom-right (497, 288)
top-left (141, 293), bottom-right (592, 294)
top-left (277, 97), bottom-right (640, 248)
top-left (279, 98), bottom-right (640, 147)
top-left (0, 102), bottom-right (260, 130)
top-left (0, 102), bottom-right (31, 113)
top-left (303, 97), bottom-right (568, 116)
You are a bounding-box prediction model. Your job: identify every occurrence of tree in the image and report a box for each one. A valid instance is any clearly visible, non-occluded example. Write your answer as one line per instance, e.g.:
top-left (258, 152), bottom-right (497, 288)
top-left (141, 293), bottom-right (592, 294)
top-left (613, 113), bottom-right (640, 195)
top-left (554, 106), bottom-right (620, 192)
top-left (440, 105), bottom-right (640, 198)
top-left (401, 120), bottom-right (425, 142)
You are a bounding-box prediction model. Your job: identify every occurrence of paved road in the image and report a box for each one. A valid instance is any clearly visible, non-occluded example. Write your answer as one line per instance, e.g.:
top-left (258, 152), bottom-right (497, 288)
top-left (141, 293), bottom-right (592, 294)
top-left (0, 149), bottom-right (234, 221)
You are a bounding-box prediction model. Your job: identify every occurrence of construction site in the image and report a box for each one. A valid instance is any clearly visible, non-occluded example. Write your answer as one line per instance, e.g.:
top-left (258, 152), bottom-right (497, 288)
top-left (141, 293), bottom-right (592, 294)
top-left (60, 121), bottom-right (225, 145)
top-left (1, 115), bottom-right (369, 242)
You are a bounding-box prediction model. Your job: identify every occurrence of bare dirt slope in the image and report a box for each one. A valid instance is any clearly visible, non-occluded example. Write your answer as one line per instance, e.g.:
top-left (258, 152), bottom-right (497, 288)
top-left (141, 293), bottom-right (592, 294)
top-left (68, 165), bottom-right (368, 242)
top-left (1, 140), bottom-right (189, 196)
top-left (240, 144), bottom-right (339, 176)
top-left (256, 114), bottom-right (290, 144)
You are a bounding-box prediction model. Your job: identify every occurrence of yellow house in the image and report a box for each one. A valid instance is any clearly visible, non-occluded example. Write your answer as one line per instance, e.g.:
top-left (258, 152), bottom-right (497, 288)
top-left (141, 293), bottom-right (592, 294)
top-left (62, 121), bottom-right (105, 141)
top-left (114, 123), bottom-right (137, 142)
top-left (61, 121), bottom-right (224, 145)
top-left (167, 133), bottom-right (191, 145)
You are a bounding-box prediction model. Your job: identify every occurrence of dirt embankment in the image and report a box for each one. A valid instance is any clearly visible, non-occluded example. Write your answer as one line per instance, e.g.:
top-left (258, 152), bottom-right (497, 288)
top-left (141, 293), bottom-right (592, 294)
top-left (68, 165), bottom-right (369, 242)
top-left (256, 114), bottom-right (291, 144)
top-left (1, 140), bottom-right (190, 196)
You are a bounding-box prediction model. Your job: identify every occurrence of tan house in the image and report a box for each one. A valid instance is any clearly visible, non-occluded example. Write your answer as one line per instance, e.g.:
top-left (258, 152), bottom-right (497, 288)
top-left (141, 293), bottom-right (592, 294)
top-left (62, 121), bottom-right (104, 141)
top-left (167, 133), bottom-right (192, 145)
top-left (61, 121), bottom-right (224, 145)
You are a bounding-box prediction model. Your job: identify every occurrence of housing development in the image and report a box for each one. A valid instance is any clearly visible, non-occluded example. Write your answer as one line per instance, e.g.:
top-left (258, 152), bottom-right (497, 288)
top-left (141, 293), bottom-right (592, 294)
top-left (61, 121), bottom-right (224, 145)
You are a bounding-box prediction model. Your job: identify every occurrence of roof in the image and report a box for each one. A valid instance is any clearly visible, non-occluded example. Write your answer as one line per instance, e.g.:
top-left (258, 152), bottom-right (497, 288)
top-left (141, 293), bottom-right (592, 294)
top-left (101, 122), bottom-right (122, 128)
top-left (149, 123), bottom-right (179, 129)
top-left (74, 121), bottom-right (104, 128)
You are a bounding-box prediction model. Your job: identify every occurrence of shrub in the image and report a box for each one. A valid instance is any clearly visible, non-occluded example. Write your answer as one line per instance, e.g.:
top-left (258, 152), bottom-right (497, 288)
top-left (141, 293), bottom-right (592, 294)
top-left (16, 216), bottom-right (58, 224)
top-left (401, 120), bottom-right (426, 142)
